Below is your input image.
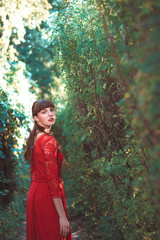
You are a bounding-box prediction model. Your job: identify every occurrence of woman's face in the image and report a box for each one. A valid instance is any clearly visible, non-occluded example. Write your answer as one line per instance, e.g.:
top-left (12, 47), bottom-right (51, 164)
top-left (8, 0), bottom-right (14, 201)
top-left (34, 107), bottom-right (56, 129)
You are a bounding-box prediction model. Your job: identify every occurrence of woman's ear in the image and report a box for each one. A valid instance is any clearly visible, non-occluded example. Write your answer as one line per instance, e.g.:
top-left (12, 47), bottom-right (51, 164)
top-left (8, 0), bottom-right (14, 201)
top-left (34, 115), bottom-right (39, 122)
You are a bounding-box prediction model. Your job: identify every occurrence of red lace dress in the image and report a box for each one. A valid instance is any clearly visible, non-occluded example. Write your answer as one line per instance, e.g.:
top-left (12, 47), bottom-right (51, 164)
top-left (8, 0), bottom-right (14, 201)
top-left (26, 134), bottom-right (72, 240)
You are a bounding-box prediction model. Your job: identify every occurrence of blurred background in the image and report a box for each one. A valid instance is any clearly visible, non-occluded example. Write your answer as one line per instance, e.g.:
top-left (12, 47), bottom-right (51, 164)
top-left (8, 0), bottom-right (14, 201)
top-left (0, 0), bottom-right (160, 239)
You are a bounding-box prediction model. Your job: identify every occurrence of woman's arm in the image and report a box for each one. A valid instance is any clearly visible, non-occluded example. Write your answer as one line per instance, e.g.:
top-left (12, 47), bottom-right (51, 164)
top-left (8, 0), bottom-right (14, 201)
top-left (53, 198), bottom-right (70, 237)
top-left (41, 136), bottom-right (70, 237)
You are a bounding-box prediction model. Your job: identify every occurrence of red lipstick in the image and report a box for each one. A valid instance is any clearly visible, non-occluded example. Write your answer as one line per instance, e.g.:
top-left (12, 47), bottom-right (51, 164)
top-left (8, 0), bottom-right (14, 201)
top-left (48, 118), bottom-right (54, 122)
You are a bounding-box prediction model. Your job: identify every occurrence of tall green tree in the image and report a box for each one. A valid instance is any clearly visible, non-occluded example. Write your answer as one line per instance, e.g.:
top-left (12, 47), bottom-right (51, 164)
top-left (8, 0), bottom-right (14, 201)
top-left (16, 25), bottom-right (60, 98)
top-left (0, 89), bottom-right (26, 207)
top-left (0, 0), bottom-right (51, 67)
top-left (49, 0), bottom-right (160, 239)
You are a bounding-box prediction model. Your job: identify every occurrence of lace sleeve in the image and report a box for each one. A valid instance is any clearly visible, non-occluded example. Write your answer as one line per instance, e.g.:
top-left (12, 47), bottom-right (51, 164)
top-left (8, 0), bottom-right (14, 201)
top-left (41, 136), bottom-right (62, 198)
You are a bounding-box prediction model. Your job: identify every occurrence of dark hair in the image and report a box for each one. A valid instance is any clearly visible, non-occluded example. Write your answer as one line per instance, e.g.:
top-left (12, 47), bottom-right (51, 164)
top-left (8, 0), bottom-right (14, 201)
top-left (24, 99), bottom-right (55, 162)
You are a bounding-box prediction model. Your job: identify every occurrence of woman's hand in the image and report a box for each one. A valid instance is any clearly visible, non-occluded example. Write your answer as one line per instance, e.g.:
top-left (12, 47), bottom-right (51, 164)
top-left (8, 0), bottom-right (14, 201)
top-left (59, 216), bottom-right (70, 237)
top-left (52, 198), bottom-right (70, 237)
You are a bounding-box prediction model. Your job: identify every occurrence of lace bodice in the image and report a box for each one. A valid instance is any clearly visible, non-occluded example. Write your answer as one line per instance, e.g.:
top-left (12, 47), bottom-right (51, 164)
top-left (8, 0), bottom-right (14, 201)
top-left (31, 134), bottom-right (62, 198)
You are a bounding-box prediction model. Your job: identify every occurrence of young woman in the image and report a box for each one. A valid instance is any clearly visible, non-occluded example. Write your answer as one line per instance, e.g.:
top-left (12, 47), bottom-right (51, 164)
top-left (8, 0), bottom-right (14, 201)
top-left (24, 99), bottom-right (72, 240)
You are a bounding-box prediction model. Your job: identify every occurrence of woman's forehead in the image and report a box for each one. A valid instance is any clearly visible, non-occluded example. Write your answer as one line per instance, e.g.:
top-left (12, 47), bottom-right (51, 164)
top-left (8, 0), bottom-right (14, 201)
top-left (40, 107), bottom-right (55, 111)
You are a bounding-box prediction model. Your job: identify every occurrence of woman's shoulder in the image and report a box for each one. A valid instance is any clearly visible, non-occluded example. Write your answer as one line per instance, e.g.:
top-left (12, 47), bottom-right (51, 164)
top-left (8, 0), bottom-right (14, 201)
top-left (38, 133), bottom-right (57, 146)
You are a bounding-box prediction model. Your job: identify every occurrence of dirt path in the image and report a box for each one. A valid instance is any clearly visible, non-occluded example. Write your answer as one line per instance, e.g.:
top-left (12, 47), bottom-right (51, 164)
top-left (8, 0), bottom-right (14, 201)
top-left (69, 216), bottom-right (88, 240)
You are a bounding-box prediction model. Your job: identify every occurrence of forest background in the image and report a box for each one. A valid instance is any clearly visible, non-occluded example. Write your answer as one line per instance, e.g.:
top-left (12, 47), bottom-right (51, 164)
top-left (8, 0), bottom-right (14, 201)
top-left (0, 0), bottom-right (160, 239)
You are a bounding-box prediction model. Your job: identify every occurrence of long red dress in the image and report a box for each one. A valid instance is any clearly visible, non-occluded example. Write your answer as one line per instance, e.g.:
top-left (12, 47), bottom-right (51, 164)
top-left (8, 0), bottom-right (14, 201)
top-left (26, 134), bottom-right (72, 240)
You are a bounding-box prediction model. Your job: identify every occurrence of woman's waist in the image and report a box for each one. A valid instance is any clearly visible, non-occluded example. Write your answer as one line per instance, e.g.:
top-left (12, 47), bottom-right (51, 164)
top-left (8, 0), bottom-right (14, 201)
top-left (31, 176), bottom-right (63, 183)
top-left (58, 177), bottom-right (63, 183)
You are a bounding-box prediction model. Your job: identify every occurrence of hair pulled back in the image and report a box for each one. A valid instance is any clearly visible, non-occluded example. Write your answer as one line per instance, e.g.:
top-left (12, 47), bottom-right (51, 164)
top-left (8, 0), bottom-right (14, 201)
top-left (24, 99), bottom-right (55, 162)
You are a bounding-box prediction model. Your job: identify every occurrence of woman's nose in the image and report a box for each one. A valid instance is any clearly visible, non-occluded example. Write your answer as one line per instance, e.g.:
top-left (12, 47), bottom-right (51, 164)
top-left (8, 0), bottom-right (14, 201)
top-left (48, 110), bottom-right (55, 116)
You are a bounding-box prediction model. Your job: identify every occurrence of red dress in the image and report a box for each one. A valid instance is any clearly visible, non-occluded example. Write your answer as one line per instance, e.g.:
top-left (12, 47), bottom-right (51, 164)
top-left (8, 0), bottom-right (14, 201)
top-left (26, 134), bottom-right (72, 240)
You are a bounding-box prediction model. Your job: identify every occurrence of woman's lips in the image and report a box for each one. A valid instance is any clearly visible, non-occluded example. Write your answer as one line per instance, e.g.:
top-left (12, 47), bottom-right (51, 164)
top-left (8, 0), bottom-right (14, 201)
top-left (48, 118), bottom-right (54, 122)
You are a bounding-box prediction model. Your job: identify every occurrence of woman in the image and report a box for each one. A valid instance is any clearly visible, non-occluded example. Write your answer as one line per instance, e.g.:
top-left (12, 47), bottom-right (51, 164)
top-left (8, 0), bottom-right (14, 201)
top-left (24, 99), bottom-right (72, 240)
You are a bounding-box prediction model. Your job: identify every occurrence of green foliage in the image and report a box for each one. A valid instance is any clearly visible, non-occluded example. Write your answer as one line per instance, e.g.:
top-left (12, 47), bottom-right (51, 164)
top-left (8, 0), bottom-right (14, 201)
top-left (0, 191), bottom-right (27, 240)
top-left (16, 26), bottom-right (60, 98)
top-left (0, 0), bottom-right (52, 104)
top-left (49, 0), bottom-right (160, 239)
top-left (0, 0), bottom-right (159, 239)
top-left (0, 150), bottom-right (30, 240)
top-left (0, 88), bottom-right (27, 206)
top-left (0, 0), bottom-right (51, 65)
top-left (0, 87), bottom-right (31, 239)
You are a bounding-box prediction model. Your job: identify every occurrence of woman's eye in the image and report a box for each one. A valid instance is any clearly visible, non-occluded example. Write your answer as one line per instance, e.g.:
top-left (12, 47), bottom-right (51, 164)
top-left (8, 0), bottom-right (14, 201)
top-left (50, 108), bottom-right (55, 112)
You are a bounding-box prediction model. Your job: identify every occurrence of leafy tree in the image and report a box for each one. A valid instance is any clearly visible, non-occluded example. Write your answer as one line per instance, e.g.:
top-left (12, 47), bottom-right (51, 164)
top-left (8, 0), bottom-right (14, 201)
top-left (0, 0), bottom-right (51, 66)
top-left (16, 26), bottom-right (60, 98)
top-left (49, 0), bottom-right (160, 239)
top-left (0, 88), bottom-right (26, 207)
